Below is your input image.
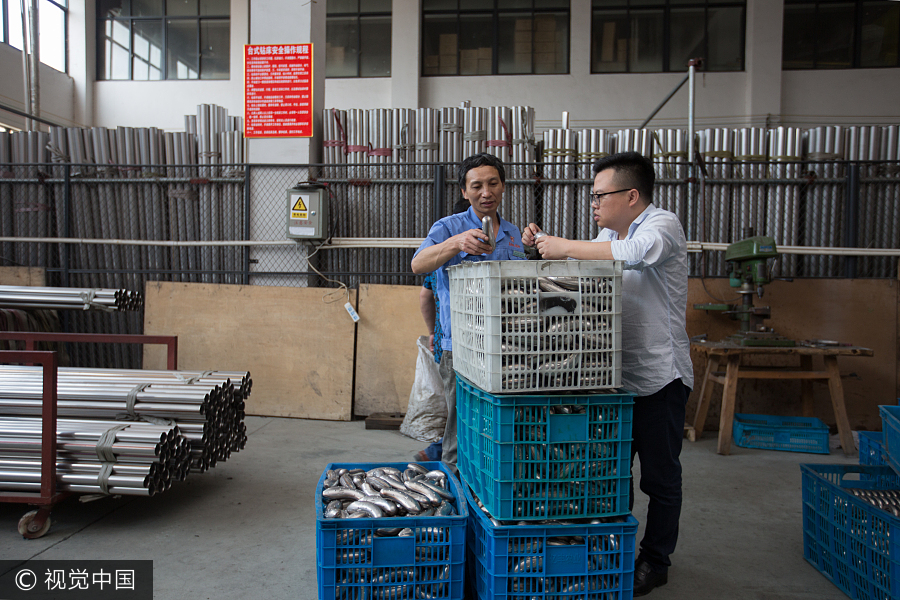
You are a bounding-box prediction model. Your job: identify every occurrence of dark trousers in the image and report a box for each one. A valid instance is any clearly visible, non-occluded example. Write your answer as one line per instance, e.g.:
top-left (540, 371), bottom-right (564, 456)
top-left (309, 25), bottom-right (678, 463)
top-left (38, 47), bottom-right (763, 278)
top-left (630, 378), bottom-right (689, 572)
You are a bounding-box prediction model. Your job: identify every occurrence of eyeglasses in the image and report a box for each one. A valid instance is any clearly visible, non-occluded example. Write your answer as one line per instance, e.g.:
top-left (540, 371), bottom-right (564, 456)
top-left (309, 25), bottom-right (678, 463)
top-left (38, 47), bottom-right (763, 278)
top-left (589, 189), bottom-right (632, 205)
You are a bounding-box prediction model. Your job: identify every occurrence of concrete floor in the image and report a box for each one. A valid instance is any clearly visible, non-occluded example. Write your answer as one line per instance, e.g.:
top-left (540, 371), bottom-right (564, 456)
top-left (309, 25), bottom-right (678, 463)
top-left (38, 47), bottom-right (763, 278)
top-left (0, 416), bottom-right (860, 600)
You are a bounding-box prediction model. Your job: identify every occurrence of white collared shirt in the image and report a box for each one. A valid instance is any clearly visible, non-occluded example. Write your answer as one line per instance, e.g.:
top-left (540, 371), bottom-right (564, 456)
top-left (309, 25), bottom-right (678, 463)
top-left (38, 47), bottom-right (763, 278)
top-left (592, 203), bottom-right (694, 396)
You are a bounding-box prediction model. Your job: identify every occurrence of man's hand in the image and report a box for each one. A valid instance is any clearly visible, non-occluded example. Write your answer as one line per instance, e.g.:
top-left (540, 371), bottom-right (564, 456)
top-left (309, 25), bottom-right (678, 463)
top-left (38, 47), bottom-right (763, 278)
top-left (534, 235), bottom-right (573, 260)
top-left (428, 333), bottom-right (435, 353)
top-left (412, 227), bottom-right (493, 273)
top-left (451, 228), bottom-right (493, 256)
top-left (522, 223), bottom-right (542, 247)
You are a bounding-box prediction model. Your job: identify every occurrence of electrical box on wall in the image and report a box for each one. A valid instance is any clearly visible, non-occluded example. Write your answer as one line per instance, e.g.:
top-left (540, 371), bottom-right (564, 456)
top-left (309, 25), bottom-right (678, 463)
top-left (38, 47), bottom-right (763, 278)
top-left (286, 184), bottom-right (328, 240)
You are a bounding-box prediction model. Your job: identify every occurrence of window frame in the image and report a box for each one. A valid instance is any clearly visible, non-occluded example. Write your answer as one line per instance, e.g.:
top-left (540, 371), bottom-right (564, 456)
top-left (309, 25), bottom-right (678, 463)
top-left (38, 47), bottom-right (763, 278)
top-left (325, 0), bottom-right (392, 79)
top-left (96, 1), bottom-right (229, 81)
top-left (1, 0), bottom-right (69, 74)
top-left (782, 0), bottom-right (900, 70)
top-left (421, 0), bottom-right (572, 77)
top-left (590, 0), bottom-right (746, 74)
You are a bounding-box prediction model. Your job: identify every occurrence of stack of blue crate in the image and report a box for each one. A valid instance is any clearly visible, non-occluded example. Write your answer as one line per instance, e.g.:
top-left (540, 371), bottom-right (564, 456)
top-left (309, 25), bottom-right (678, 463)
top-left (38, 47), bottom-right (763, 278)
top-left (448, 259), bottom-right (637, 600)
top-left (800, 403), bottom-right (900, 600)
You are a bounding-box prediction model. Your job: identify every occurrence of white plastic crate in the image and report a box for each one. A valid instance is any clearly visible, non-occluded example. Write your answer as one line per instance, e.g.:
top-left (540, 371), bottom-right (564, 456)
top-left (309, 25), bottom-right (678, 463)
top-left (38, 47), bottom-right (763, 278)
top-left (448, 260), bottom-right (622, 393)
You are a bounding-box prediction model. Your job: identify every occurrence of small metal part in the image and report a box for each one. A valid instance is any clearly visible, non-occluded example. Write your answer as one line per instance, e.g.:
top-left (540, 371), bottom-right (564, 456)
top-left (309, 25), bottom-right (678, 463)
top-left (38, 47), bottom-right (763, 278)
top-left (482, 216), bottom-right (496, 252)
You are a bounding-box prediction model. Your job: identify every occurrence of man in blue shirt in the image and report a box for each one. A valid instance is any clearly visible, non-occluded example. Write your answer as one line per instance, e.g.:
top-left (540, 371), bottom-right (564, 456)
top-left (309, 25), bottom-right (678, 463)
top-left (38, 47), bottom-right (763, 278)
top-left (412, 153), bottom-right (526, 468)
top-left (523, 152), bottom-right (693, 597)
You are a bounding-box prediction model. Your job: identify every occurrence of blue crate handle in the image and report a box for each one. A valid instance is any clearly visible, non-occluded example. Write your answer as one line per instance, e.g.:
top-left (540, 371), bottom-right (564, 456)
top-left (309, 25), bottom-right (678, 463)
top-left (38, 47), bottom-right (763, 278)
top-left (545, 542), bottom-right (588, 575)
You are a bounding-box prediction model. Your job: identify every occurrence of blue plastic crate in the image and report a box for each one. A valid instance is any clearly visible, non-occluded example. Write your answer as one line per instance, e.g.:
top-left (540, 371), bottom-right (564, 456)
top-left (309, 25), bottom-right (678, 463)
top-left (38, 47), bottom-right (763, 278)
top-left (801, 463), bottom-right (900, 600)
top-left (456, 375), bottom-right (633, 520)
top-left (732, 413), bottom-right (830, 454)
top-left (315, 462), bottom-right (467, 600)
top-left (879, 405), bottom-right (900, 474)
top-left (858, 431), bottom-right (886, 467)
top-left (464, 483), bottom-right (637, 600)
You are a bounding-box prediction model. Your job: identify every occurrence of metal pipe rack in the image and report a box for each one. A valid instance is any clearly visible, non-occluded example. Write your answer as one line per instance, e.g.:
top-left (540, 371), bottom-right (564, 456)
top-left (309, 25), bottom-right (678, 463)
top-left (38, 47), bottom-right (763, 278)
top-left (0, 350), bottom-right (69, 538)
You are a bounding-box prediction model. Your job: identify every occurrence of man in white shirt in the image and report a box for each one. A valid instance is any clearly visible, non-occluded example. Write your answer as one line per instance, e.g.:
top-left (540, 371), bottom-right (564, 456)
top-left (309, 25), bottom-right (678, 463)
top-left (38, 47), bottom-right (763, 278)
top-left (523, 151), bottom-right (693, 597)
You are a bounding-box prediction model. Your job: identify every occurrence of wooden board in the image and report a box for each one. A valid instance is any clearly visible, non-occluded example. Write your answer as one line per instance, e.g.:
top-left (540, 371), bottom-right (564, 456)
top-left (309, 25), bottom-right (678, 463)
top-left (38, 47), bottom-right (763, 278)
top-left (364, 413), bottom-right (405, 430)
top-left (0, 267), bottom-right (45, 286)
top-left (354, 283), bottom-right (426, 416)
top-left (143, 281), bottom-right (357, 421)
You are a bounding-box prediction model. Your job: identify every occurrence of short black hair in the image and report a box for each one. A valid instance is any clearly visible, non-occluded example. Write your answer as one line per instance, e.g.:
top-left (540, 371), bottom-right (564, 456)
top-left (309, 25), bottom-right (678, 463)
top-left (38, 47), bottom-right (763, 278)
top-left (592, 151), bottom-right (654, 204)
top-left (452, 198), bottom-right (470, 214)
top-left (458, 153), bottom-right (506, 190)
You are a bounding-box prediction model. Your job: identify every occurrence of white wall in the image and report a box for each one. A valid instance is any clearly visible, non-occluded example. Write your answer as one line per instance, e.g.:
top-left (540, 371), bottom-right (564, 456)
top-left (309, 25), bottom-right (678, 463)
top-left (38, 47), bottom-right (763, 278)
top-left (0, 41), bottom-right (77, 129)
top-left (92, 0), bottom-right (249, 132)
top-left (322, 0), bottom-right (900, 132)
top-left (781, 70), bottom-right (900, 127)
top-left (2, 0), bottom-right (898, 134)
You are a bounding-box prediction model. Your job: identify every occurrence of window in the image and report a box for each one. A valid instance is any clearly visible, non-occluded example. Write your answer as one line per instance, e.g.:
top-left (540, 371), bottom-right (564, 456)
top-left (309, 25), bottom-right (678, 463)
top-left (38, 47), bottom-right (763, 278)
top-left (97, 0), bottom-right (229, 80)
top-left (326, 0), bottom-right (391, 78)
top-left (1, 0), bottom-right (68, 73)
top-left (783, 0), bottom-right (899, 69)
top-left (422, 0), bottom-right (570, 76)
top-left (591, 0), bottom-right (744, 73)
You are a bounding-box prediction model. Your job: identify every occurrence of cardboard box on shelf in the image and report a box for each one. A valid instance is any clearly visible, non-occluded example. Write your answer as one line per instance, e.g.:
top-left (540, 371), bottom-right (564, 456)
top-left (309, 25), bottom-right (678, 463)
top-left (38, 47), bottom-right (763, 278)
top-left (477, 47), bottom-right (492, 61)
top-left (514, 29), bottom-right (533, 43)
top-left (439, 54), bottom-right (458, 75)
top-left (535, 30), bottom-right (556, 44)
top-left (460, 49), bottom-right (478, 74)
top-left (327, 46), bottom-right (346, 68)
top-left (515, 41), bottom-right (531, 55)
top-left (424, 54), bottom-right (440, 74)
top-left (601, 22), bottom-right (616, 62)
top-left (515, 18), bottom-right (532, 31)
top-left (535, 42), bottom-right (556, 54)
top-left (439, 33), bottom-right (458, 55)
top-left (534, 15), bottom-right (555, 31)
top-left (478, 58), bottom-right (492, 74)
top-left (515, 53), bottom-right (531, 70)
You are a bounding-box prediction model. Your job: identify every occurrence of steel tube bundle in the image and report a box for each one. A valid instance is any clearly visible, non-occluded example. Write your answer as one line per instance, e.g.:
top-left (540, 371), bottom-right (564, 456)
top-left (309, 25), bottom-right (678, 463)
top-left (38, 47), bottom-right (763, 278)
top-left (806, 126), bottom-right (846, 276)
top-left (768, 126), bottom-right (803, 276)
top-left (0, 416), bottom-right (189, 496)
top-left (510, 106), bottom-right (537, 229)
top-left (0, 284), bottom-right (142, 311)
top-left (0, 365), bottom-right (250, 474)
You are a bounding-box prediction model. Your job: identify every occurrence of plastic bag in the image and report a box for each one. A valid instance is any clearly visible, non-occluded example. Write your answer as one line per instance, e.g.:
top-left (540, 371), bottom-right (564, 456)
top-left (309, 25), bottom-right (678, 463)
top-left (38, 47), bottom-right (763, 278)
top-left (400, 336), bottom-right (447, 443)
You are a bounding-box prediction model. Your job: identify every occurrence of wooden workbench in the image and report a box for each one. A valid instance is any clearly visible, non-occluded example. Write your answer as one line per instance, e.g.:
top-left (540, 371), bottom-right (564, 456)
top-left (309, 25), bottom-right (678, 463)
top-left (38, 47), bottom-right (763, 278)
top-left (690, 341), bottom-right (874, 456)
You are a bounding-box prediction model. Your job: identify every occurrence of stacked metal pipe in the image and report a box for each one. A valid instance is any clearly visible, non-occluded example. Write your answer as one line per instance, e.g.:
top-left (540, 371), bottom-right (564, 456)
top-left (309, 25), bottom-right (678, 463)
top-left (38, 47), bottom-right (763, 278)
top-left (0, 285), bottom-right (142, 312)
top-left (1, 104), bottom-right (244, 369)
top-left (0, 417), bottom-right (189, 496)
top-left (315, 114), bottom-right (899, 279)
top-left (767, 126), bottom-right (803, 276)
top-left (0, 365), bottom-right (250, 481)
top-left (540, 128), bottom-right (576, 240)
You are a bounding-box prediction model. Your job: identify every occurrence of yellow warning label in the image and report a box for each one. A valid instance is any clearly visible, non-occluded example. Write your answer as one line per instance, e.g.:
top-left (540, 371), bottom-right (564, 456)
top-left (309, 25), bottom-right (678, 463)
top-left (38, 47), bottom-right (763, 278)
top-left (291, 211), bottom-right (308, 220)
top-left (291, 196), bottom-right (308, 211)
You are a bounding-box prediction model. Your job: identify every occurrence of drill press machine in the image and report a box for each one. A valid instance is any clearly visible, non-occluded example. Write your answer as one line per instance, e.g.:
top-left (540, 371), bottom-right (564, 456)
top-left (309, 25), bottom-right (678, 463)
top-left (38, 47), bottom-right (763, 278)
top-left (695, 235), bottom-right (796, 347)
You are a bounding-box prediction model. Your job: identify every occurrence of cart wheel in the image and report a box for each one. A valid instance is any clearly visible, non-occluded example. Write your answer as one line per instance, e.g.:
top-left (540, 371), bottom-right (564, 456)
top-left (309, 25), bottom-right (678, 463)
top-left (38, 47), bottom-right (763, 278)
top-left (18, 509), bottom-right (51, 539)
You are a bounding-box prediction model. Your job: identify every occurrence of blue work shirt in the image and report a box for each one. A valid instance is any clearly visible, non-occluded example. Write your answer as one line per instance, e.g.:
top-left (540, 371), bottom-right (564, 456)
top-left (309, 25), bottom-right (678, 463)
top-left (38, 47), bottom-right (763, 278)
top-left (592, 203), bottom-right (694, 396)
top-left (414, 207), bottom-right (526, 352)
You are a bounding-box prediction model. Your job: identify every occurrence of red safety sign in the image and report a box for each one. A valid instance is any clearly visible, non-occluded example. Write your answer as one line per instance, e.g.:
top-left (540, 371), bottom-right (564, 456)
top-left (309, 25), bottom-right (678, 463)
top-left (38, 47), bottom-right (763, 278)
top-left (244, 44), bottom-right (313, 138)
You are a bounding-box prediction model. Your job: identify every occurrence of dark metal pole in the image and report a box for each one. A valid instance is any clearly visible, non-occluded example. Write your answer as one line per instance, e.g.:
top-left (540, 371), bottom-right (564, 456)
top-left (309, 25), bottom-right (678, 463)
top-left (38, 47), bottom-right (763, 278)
top-left (242, 165), bottom-right (251, 285)
top-left (639, 74), bottom-right (689, 130)
top-left (843, 163), bottom-right (860, 278)
top-left (433, 165), bottom-right (445, 224)
top-left (61, 165), bottom-right (70, 288)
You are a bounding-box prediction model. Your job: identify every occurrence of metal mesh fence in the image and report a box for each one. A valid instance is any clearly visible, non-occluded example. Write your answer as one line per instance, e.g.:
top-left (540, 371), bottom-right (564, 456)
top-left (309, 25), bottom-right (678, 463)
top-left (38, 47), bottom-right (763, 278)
top-left (0, 160), bottom-right (898, 368)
